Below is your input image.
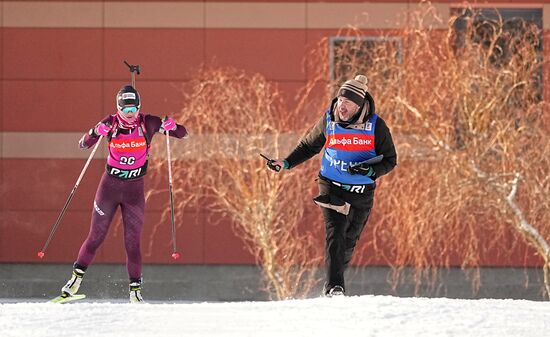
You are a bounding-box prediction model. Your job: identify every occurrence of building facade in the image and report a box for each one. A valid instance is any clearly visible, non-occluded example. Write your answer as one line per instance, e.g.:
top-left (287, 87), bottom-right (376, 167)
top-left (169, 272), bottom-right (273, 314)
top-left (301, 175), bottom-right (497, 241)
top-left (1, 1), bottom-right (548, 299)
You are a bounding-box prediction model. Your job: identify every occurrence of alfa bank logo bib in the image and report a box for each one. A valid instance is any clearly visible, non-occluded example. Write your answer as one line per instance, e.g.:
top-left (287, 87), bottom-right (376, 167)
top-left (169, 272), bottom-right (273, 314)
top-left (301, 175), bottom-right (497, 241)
top-left (325, 133), bottom-right (374, 151)
top-left (109, 139), bottom-right (147, 152)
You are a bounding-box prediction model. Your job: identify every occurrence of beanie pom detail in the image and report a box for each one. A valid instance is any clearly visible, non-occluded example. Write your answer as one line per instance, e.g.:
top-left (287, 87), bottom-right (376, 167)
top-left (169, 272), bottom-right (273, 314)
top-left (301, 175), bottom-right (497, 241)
top-left (338, 74), bottom-right (368, 107)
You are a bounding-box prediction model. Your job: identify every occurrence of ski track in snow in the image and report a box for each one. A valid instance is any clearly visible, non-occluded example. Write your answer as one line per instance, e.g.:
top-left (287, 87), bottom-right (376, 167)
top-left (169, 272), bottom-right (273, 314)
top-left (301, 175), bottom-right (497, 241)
top-left (1, 295), bottom-right (549, 337)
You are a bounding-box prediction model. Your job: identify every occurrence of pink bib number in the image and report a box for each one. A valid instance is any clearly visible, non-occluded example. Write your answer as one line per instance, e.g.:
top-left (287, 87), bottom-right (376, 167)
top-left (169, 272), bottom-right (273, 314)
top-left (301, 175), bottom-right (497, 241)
top-left (106, 127), bottom-right (149, 179)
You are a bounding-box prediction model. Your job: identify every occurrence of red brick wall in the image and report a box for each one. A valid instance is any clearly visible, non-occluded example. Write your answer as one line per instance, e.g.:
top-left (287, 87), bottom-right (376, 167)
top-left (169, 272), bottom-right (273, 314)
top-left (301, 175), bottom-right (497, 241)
top-left (1, 1), bottom-right (547, 266)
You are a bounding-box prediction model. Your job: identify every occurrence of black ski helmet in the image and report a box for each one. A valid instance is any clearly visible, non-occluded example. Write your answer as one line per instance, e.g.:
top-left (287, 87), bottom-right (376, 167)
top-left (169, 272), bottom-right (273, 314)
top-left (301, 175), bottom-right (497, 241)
top-left (116, 85), bottom-right (141, 110)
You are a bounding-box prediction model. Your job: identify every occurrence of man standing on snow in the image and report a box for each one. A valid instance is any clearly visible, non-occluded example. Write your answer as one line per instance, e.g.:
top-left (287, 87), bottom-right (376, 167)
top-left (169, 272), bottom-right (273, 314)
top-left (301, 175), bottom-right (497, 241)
top-left (58, 85), bottom-right (188, 303)
top-left (267, 74), bottom-right (397, 296)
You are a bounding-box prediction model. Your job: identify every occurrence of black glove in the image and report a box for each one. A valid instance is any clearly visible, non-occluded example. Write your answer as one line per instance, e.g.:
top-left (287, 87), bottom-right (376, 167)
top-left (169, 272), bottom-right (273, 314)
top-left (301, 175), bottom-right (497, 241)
top-left (347, 163), bottom-right (375, 176)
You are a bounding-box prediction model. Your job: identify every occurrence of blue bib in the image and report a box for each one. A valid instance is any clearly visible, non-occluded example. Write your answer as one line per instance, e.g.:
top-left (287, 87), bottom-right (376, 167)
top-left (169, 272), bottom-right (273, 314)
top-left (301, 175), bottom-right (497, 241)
top-left (320, 110), bottom-right (378, 185)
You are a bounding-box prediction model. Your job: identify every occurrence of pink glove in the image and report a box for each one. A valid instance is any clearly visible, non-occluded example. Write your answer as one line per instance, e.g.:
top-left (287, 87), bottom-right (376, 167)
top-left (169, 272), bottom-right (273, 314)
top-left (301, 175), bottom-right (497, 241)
top-left (161, 117), bottom-right (177, 132)
top-left (94, 122), bottom-right (111, 137)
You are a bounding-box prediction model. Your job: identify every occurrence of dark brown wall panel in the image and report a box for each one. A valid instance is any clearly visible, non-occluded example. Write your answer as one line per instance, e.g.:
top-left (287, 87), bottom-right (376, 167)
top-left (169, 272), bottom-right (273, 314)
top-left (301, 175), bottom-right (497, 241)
top-left (2, 159), bottom-right (103, 212)
top-left (205, 29), bottom-right (307, 81)
top-left (3, 28), bottom-right (103, 80)
top-left (0, 160), bottom-right (254, 265)
top-left (88, 210), bottom-right (206, 264)
top-left (101, 80), bottom-right (191, 123)
top-left (203, 215), bottom-right (256, 264)
top-left (103, 29), bottom-right (205, 81)
top-left (1, 15), bottom-right (548, 268)
top-left (138, 211), bottom-right (206, 264)
top-left (3, 80), bottom-right (104, 131)
top-left (0, 210), bottom-right (91, 263)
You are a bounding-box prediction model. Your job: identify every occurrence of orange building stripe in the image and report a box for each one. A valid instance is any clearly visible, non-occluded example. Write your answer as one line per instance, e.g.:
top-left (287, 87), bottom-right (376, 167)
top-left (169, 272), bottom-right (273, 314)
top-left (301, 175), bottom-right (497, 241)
top-left (0, 132), bottom-right (301, 159)
top-left (0, 132), bottom-right (422, 160)
top-left (2, 1), bottom-right (453, 29)
top-left (4, 2), bottom-right (547, 29)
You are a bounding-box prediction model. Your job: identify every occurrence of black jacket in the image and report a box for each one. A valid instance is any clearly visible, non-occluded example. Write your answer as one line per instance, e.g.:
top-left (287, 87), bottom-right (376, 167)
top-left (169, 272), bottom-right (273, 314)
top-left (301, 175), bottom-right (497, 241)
top-left (284, 96), bottom-right (397, 179)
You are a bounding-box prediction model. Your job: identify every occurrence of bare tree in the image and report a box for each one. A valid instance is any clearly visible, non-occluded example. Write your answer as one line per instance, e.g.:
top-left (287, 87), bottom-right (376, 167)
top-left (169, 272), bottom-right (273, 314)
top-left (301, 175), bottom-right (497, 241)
top-left (304, 3), bottom-right (550, 297)
top-left (146, 3), bottom-right (549, 300)
top-left (148, 67), bottom-right (323, 299)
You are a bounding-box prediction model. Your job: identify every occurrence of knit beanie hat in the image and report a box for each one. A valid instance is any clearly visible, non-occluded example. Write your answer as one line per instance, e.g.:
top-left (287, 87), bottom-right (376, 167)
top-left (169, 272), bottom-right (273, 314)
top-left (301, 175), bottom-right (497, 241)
top-left (338, 75), bottom-right (368, 106)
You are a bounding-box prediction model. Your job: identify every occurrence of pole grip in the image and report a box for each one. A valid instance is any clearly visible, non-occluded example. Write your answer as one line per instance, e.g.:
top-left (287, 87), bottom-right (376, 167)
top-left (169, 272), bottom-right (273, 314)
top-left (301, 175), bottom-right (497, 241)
top-left (124, 60), bottom-right (140, 87)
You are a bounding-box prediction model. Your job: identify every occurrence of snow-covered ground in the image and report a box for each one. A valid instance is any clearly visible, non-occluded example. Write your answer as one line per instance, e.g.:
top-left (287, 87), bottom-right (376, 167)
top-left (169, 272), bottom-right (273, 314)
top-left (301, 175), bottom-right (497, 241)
top-left (1, 295), bottom-right (549, 337)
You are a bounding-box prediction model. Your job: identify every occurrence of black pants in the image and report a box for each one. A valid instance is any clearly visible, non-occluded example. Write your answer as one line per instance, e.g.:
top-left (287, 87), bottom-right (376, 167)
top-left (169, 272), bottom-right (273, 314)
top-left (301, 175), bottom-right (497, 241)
top-left (317, 179), bottom-right (374, 293)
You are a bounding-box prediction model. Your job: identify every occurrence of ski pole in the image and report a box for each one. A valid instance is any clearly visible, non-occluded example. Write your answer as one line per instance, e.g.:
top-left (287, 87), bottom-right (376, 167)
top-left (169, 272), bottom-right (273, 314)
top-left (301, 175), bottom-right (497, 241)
top-left (38, 136), bottom-right (104, 259)
top-left (166, 131), bottom-right (180, 260)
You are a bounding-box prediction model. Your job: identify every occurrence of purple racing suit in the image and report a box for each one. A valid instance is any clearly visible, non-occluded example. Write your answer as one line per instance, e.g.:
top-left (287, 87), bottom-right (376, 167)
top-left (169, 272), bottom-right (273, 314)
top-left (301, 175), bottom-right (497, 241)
top-left (76, 113), bottom-right (187, 281)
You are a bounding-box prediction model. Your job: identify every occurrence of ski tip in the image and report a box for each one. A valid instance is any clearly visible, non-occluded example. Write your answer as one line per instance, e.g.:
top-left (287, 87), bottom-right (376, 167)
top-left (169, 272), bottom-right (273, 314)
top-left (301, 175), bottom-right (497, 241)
top-left (171, 252), bottom-right (181, 260)
top-left (49, 294), bottom-right (86, 304)
top-left (37, 251), bottom-right (45, 259)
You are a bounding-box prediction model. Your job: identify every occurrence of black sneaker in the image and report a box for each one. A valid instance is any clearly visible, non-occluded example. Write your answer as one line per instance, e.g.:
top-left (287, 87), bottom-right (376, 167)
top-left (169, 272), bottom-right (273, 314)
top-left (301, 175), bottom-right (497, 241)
top-left (326, 285), bottom-right (345, 297)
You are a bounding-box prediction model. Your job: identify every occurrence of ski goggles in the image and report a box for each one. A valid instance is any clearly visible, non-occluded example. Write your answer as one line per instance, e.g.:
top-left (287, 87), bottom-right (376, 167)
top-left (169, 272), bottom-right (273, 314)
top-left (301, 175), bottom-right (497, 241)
top-left (121, 106), bottom-right (138, 114)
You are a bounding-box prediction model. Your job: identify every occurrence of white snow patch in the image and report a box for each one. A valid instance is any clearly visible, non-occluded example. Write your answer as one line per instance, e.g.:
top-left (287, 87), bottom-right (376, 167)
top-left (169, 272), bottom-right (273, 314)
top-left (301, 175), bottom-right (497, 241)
top-left (1, 295), bottom-right (549, 337)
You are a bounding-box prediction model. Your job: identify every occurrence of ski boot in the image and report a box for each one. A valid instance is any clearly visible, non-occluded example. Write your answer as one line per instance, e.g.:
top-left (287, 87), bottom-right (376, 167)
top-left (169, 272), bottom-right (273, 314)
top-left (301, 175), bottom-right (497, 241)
top-left (129, 281), bottom-right (144, 303)
top-left (61, 266), bottom-right (85, 296)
